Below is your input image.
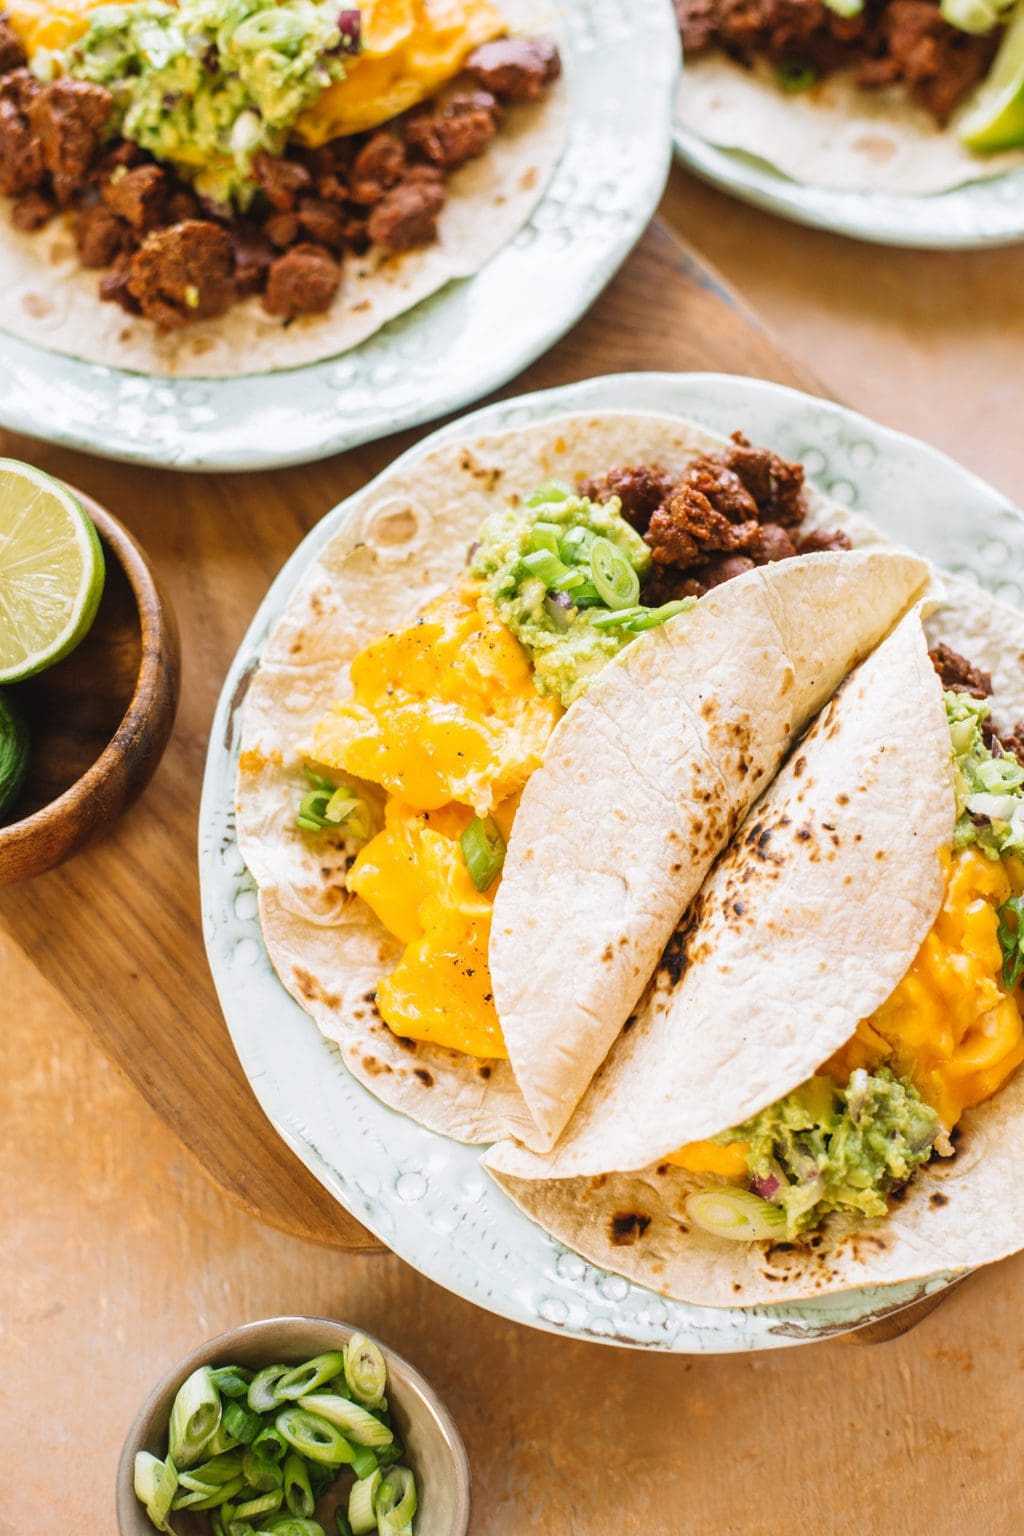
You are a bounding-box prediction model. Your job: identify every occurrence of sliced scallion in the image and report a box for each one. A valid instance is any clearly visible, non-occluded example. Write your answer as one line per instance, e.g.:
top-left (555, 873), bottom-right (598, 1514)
top-left (204, 1423), bottom-right (241, 1457)
top-left (134, 1451), bottom-right (179, 1533)
top-left (233, 1489), bottom-right (283, 1519)
top-left (243, 1445), bottom-right (285, 1492)
top-left (212, 1366), bottom-right (255, 1399)
top-left (589, 605), bottom-right (644, 629)
top-left (298, 1395), bottom-right (394, 1449)
top-left (169, 1366), bottom-right (222, 1468)
top-left (173, 1474), bottom-right (245, 1509)
top-left (336, 1510), bottom-right (355, 1536)
top-left (526, 478), bottom-right (572, 506)
top-left (224, 1399), bottom-right (263, 1445)
top-left (375, 1467), bottom-right (417, 1536)
top-left (520, 548), bottom-right (570, 587)
top-left (624, 598), bottom-right (694, 632)
top-left (459, 815), bottom-right (506, 893)
top-left (275, 1353), bottom-right (347, 1402)
top-left (275, 1407), bottom-right (356, 1467)
top-left (248, 1365), bottom-right (291, 1414)
top-left (283, 1452), bottom-right (315, 1518)
top-left (685, 1187), bottom-right (788, 1241)
top-left (528, 522), bottom-right (562, 555)
top-left (179, 1452), bottom-right (245, 1489)
top-left (774, 59), bottom-right (817, 91)
top-left (347, 1470), bottom-right (382, 1535)
top-left (257, 1519), bottom-right (326, 1536)
top-left (346, 1333), bottom-right (389, 1406)
top-left (349, 1445), bottom-right (379, 1482)
top-left (589, 536), bottom-right (640, 609)
top-left (252, 1425), bottom-right (289, 1463)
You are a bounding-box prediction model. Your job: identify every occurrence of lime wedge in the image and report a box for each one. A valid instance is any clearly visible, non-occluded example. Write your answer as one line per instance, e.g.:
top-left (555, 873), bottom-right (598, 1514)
top-left (0, 460), bottom-right (105, 683)
top-left (0, 687), bottom-right (29, 817)
top-left (959, 3), bottom-right (1024, 151)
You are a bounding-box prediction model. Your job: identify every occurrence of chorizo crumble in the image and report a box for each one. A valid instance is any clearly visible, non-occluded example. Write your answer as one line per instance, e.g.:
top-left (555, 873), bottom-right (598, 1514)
top-left (0, 29), bottom-right (559, 330)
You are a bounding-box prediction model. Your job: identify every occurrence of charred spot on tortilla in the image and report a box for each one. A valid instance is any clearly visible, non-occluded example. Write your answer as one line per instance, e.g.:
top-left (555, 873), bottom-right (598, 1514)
top-left (792, 755), bottom-right (807, 778)
top-left (930, 1191), bottom-right (949, 1208)
top-left (413, 1067), bottom-right (434, 1087)
top-left (478, 1064), bottom-right (492, 1079)
top-left (601, 943), bottom-right (614, 964)
top-left (610, 1212), bottom-right (651, 1246)
top-left (292, 966), bottom-right (340, 1010)
top-left (361, 1055), bottom-right (393, 1076)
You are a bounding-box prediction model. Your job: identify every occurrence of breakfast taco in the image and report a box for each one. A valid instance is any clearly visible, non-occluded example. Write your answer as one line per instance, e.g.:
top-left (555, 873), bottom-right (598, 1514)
top-left (486, 583), bottom-right (1024, 1305)
top-left (675, 0), bottom-right (1024, 194)
top-left (0, 0), bottom-right (565, 375)
top-left (235, 410), bottom-right (929, 1147)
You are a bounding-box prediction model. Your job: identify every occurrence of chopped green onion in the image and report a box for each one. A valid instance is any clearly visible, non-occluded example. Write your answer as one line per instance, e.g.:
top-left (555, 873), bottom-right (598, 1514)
top-left (224, 1399), bottom-right (263, 1445)
top-left (283, 1453), bottom-right (315, 1518)
top-left (528, 521), bottom-right (562, 555)
top-left (169, 1366), bottom-right (222, 1468)
top-left (589, 605), bottom-right (644, 629)
top-left (212, 1367), bottom-right (255, 1400)
top-left (276, 1353), bottom-right (347, 1402)
top-left (349, 1445), bottom-right (379, 1482)
top-left (685, 1188), bottom-right (788, 1241)
top-left (520, 548), bottom-right (570, 586)
top-left (558, 524), bottom-right (595, 562)
top-left (174, 1475), bottom-right (245, 1509)
top-left (243, 1446), bottom-right (285, 1492)
top-left (257, 1520), bottom-right (326, 1536)
top-left (460, 815), bottom-right (506, 893)
top-left (134, 1452), bottom-right (179, 1532)
top-left (336, 1511), bottom-right (355, 1536)
top-left (623, 597), bottom-right (695, 633)
top-left (375, 1467), bottom-right (417, 1536)
top-left (179, 1452), bottom-right (245, 1489)
top-left (998, 895), bottom-right (1024, 988)
top-left (296, 779), bottom-right (369, 839)
top-left (568, 580), bottom-right (604, 608)
top-left (348, 1470), bottom-right (382, 1535)
top-left (275, 1407), bottom-right (356, 1467)
top-left (774, 59), bottom-right (818, 90)
top-left (252, 1426), bottom-right (289, 1464)
top-left (526, 478), bottom-right (572, 506)
top-left (549, 567), bottom-right (587, 592)
top-left (233, 1489), bottom-right (284, 1519)
top-left (374, 1443), bottom-right (403, 1469)
top-left (204, 1422), bottom-right (241, 1457)
top-left (589, 536), bottom-right (640, 609)
top-left (298, 1395), bottom-right (394, 1448)
top-left (248, 1365), bottom-right (292, 1414)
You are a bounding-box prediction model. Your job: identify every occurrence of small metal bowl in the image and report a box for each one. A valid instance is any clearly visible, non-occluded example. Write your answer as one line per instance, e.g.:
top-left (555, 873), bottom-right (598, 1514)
top-left (115, 1316), bottom-right (471, 1536)
top-left (0, 488), bottom-right (180, 884)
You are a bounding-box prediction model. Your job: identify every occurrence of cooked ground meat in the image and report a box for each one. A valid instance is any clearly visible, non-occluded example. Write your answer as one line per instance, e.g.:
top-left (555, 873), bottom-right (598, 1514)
top-left (123, 219), bottom-right (235, 330)
top-left (10, 186), bottom-right (54, 229)
top-left (0, 11), bottom-right (26, 74)
top-left (722, 431), bottom-right (807, 524)
top-left (0, 95), bottom-right (43, 196)
top-left (264, 209), bottom-right (300, 247)
top-left (75, 199), bottom-right (128, 266)
top-left (230, 221), bottom-right (275, 295)
top-left (101, 163), bottom-right (167, 231)
top-left (676, 0), bottom-right (996, 123)
top-left (252, 150), bottom-right (311, 211)
top-left (296, 195), bottom-right (347, 249)
top-left (581, 464), bottom-right (677, 533)
top-left (751, 521), bottom-right (798, 562)
top-left (98, 251), bottom-right (138, 312)
top-left (367, 169), bottom-right (446, 252)
top-left (646, 484), bottom-right (760, 567)
top-left (262, 241), bottom-right (340, 319)
top-left (929, 643), bottom-right (993, 699)
top-left (348, 129), bottom-right (406, 203)
top-left (796, 527), bottom-right (853, 554)
top-left (26, 78), bottom-right (111, 204)
top-left (997, 723), bottom-right (1024, 768)
top-left (405, 91), bottom-right (500, 170)
top-left (466, 36), bottom-right (561, 101)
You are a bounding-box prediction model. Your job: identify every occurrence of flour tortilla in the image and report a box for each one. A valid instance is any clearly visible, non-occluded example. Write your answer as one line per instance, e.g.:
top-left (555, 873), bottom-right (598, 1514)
top-left (236, 409), bottom-right (925, 1145)
top-left (677, 57), bottom-right (1024, 195)
top-left (492, 549), bottom-right (931, 1151)
top-left (0, 0), bottom-right (566, 378)
top-left (487, 592), bottom-right (1024, 1306)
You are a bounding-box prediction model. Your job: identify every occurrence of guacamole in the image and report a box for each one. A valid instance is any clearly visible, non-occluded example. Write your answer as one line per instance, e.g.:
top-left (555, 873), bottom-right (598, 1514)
top-left (471, 482), bottom-right (693, 707)
top-left (59, 0), bottom-right (352, 207)
top-left (723, 1069), bottom-right (938, 1238)
top-left (947, 691), bottom-right (1024, 858)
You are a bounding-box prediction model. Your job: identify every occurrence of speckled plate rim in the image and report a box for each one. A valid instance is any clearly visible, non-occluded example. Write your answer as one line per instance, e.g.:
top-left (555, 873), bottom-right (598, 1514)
top-left (673, 120), bottom-right (1024, 250)
top-left (200, 370), bottom-right (1024, 1353)
top-left (0, 1), bottom-right (679, 472)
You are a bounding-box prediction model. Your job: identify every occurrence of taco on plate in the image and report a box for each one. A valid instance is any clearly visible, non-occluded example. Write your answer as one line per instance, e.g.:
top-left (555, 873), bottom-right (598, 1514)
top-left (675, 0), bottom-right (1024, 193)
top-left (487, 583), bottom-right (1024, 1305)
top-left (0, 0), bottom-right (565, 374)
top-left (235, 410), bottom-right (929, 1148)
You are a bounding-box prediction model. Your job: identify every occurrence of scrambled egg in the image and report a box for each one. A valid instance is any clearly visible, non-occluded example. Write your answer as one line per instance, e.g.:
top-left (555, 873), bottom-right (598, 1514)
top-left (672, 847), bottom-right (1024, 1176)
top-left (313, 579), bottom-right (562, 1059)
top-left (9, 0), bottom-right (505, 137)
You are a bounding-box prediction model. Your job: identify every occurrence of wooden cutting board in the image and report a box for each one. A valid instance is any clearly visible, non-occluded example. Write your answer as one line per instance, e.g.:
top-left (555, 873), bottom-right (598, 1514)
top-left (0, 221), bottom-right (834, 1255)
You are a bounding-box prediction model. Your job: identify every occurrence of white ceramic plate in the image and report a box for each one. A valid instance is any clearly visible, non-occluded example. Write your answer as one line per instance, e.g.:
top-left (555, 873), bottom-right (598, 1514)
top-left (0, 1), bottom-right (678, 471)
top-left (200, 371), bottom-right (1024, 1353)
top-left (674, 116), bottom-right (1024, 250)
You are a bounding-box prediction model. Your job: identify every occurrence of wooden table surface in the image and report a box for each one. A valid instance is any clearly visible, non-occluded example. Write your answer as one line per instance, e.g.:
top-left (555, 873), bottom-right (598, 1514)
top-left (4, 165), bottom-right (1024, 1533)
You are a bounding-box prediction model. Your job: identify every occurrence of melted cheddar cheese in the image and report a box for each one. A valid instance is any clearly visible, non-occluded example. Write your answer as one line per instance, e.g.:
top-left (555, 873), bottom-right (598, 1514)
top-left (316, 580), bottom-right (562, 1059)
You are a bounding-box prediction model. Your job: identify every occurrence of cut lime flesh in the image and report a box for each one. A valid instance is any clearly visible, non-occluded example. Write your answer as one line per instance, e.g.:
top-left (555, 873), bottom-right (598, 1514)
top-left (960, 3), bottom-right (1024, 151)
top-left (0, 687), bottom-right (29, 818)
top-left (0, 459), bottom-right (106, 684)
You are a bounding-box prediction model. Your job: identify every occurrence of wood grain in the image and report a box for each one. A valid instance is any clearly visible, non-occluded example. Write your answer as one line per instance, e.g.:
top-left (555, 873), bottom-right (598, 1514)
top-left (0, 221), bottom-right (817, 1252)
top-left (0, 496), bottom-right (180, 883)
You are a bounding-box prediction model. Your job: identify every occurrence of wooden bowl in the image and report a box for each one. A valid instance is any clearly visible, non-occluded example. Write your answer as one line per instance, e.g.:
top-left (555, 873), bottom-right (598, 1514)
top-left (115, 1315), bottom-right (472, 1536)
top-left (0, 490), bottom-right (180, 884)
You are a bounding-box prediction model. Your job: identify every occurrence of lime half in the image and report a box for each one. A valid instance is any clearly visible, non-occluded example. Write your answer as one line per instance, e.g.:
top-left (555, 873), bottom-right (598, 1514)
top-left (0, 459), bottom-right (106, 684)
top-left (960, 3), bottom-right (1024, 151)
top-left (0, 687), bottom-right (29, 817)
